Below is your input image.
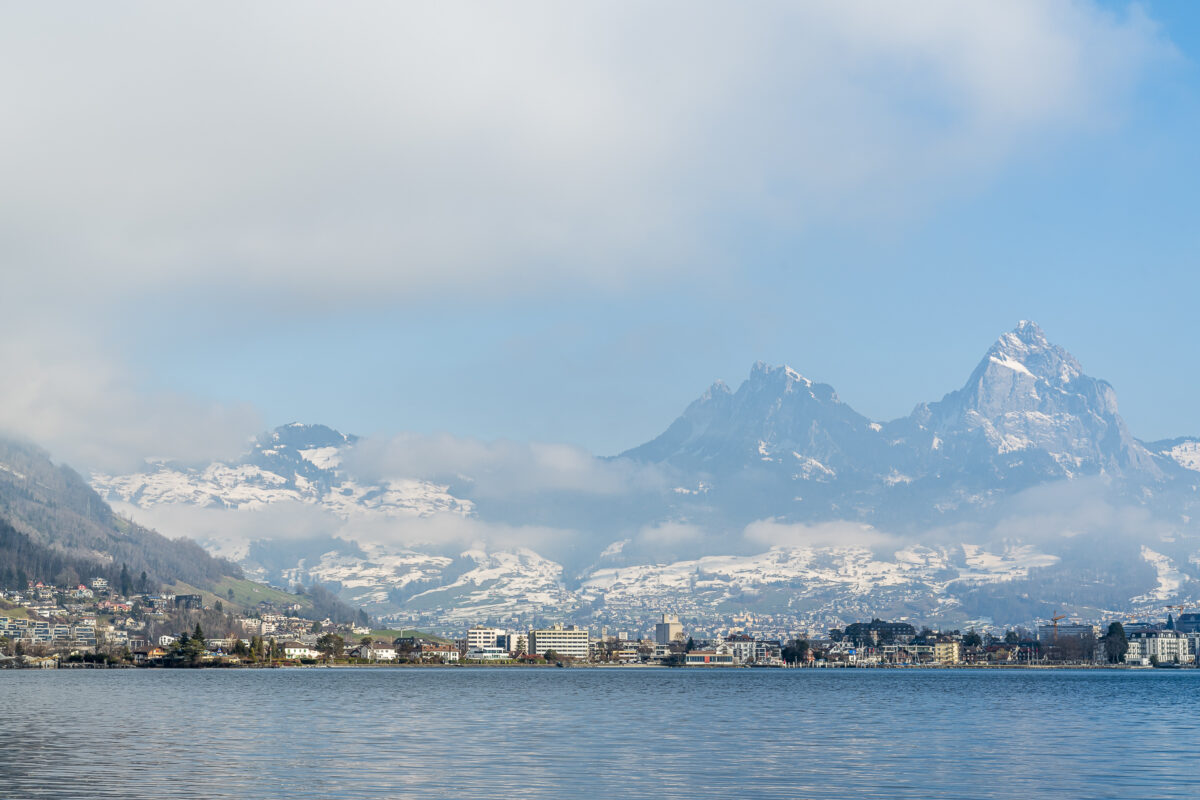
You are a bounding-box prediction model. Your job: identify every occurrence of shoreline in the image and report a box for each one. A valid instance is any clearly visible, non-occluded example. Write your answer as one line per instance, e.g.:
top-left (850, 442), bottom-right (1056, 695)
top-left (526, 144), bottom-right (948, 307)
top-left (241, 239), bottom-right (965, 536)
top-left (19, 661), bottom-right (1189, 672)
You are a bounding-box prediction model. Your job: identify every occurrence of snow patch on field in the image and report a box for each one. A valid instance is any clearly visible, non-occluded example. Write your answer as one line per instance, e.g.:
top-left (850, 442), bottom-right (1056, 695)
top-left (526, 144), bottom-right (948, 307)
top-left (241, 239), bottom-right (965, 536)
top-left (0, 462), bottom-right (27, 481)
top-left (1164, 441), bottom-right (1200, 473)
top-left (989, 355), bottom-right (1035, 378)
top-left (793, 454), bottom-right (836, 481)
top-left (299, 447), bottom-right (341, 469)
top-left (957, 544), bottom-right (1058, 582)
top-left (1131, 547), bottom-right (1189, 603)
top-left (579, 542), bottom-right (1053, 611)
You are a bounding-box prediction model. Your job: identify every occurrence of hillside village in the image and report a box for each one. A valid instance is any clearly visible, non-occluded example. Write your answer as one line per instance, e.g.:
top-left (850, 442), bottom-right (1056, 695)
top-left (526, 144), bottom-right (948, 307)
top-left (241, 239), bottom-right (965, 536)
top-left (3, 577), bottom-right (1197, 670)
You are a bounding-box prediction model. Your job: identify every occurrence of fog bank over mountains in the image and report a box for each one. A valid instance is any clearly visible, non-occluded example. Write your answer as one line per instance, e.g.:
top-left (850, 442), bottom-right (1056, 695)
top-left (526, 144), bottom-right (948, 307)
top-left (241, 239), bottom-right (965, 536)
top-left (91, 322), bottom-right (1200, 627)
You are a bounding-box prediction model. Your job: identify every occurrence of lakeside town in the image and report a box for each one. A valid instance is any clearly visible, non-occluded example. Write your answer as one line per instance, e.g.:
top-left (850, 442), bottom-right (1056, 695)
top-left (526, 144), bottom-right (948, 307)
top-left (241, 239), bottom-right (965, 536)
top-left (3, 576), bottom-right (1198, 671)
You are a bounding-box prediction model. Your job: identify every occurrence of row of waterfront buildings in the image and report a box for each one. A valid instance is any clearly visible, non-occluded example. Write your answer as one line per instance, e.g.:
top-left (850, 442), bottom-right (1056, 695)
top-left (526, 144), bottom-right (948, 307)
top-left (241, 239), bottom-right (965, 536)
top-left (6, 577), bottom-right (1200, 668)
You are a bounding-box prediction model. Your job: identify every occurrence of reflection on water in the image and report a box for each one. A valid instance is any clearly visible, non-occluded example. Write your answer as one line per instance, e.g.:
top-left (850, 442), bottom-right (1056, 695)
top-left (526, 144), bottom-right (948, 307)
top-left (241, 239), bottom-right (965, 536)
top-left (1, 668), bottom-right (1197, 799)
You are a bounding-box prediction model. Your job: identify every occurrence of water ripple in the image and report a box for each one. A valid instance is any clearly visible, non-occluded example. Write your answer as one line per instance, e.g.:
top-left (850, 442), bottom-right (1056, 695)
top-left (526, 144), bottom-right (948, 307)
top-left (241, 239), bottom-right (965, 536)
top-left (1, 668), bottom-right (1197, 798)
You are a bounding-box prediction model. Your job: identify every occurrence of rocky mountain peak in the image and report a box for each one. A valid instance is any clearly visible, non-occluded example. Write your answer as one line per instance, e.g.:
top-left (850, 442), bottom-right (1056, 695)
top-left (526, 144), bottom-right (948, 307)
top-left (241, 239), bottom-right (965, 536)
top-left (909, 322), bottom-right (1159, 479)
top-left (749, 361), bottom-right (818, 393)
top-left (698, 379), bottom-right (733, 403)
top-left (259, 423), bottom-right (356, 452)
top-left (984, 320), bottom-right (1082, 387)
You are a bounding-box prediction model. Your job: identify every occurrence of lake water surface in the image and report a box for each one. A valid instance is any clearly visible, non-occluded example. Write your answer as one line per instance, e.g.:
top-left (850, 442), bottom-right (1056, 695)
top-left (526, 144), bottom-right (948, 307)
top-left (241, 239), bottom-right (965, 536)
top-left (2, 667), bottom-right (1197, 799)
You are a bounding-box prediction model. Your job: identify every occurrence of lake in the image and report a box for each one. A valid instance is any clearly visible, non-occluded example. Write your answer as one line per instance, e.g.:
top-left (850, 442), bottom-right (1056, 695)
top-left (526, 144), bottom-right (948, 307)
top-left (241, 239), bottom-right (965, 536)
top-left (2, 667), bottom-right (1197, 799)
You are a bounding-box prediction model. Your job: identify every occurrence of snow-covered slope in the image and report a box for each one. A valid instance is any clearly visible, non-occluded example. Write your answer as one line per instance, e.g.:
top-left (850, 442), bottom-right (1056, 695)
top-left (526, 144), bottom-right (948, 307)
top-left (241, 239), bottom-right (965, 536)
top-left (1149, 437), bottom-right (1200, 474)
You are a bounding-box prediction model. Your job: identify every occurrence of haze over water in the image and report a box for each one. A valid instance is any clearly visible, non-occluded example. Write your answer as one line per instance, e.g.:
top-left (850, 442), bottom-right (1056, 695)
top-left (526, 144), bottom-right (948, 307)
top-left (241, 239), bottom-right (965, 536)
top-left (3, 668), bottom-right (1198, 799)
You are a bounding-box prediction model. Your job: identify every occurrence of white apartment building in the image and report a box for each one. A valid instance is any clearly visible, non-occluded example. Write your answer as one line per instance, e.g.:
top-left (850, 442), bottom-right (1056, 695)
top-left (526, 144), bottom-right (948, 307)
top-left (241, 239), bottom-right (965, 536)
top-left (362, 643), bottom-right (397, 662)
top-left (933, 641), bottom-right (961, 664)
top-left (467, 627), bottom-right (507, 651)
top-left (528, 624), bottom-right (589, 660)
top-left (283, 642), bottom-right (321, 660)
top-left (1126, 630), bottom-right (1193, 665)
top-left (723, 635), bottom-right (755, 664)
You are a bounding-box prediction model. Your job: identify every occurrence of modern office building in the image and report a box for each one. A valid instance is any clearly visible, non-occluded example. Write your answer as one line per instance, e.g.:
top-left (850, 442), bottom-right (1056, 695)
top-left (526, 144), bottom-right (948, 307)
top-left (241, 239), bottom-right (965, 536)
top-left (655, 614), bottom-right (683, 646)
top-left (528, 624), bottom-right (589, 660)
top-left (467, 626), bottom-right (506, 651)
top-left (1036, 623), bottom-right (1097, 642)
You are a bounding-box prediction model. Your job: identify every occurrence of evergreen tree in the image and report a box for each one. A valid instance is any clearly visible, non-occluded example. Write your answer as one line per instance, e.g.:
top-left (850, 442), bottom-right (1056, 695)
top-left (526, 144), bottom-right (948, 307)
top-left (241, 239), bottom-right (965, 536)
top-left (119, 563), bottom-right (131, 596)
top-left (782, 638), bottom-right (810, 665)
top-left (1104, 621), bottom-right (1128, 664)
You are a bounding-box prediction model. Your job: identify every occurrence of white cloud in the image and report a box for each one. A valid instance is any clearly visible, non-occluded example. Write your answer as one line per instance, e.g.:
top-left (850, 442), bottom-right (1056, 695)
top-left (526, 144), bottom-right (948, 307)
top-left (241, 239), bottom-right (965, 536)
top-left (637, 521), bottom-right (707, 547)
top-left (743, 518), bottom-right (897, 549)
top-left (0, 333), bottom-right (260, 472)
top-left (0, 1), bottom-right (1171, 307)
top-left (345, 432), bottom-right (668, 498)
top-left (114, 499), bottom-right (344, 547)
top-left (0, 1), bottom-right (1173, 470)
top-left (120, 497), bottom-right (583, 560)
top-left (337, 513), bottom-right (578, 555)
top-left (947, 476), bottom-right (1180, 544)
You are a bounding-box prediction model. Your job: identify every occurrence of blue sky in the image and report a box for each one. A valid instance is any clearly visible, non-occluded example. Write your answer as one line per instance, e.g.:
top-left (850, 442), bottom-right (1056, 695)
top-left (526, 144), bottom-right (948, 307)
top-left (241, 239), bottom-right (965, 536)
top-left (2, 2), bottom-right (1199, 470)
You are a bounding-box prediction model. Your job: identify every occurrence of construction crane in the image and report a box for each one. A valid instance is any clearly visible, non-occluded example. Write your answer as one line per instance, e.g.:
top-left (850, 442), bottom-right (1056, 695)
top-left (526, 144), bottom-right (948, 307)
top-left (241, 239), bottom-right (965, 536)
top-left (1049, 613), bottom-right (1066, 644)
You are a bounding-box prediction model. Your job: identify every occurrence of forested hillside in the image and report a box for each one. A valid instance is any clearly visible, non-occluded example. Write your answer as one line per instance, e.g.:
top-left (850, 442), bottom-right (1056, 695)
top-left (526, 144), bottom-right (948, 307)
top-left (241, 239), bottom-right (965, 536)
top-left (0, 436), bottom-right (239, 590)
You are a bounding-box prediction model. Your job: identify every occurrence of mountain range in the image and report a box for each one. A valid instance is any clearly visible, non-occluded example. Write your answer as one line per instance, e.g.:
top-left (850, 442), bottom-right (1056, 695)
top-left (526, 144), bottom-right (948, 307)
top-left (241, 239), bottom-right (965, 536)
top-left (88, 322), bottom-right (1200, 631)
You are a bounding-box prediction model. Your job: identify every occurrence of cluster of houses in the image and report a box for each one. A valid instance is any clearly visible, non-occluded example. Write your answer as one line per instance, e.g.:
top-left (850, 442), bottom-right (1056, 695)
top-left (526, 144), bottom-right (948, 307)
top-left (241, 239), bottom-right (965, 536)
top-left (812, 616), bottom-right (1200, 667)
top-left (288, 638), bottom-right (462, 663)
top-left (0, 577), bottom-right (369, 668)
